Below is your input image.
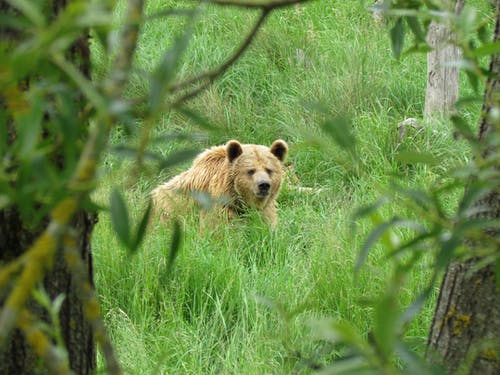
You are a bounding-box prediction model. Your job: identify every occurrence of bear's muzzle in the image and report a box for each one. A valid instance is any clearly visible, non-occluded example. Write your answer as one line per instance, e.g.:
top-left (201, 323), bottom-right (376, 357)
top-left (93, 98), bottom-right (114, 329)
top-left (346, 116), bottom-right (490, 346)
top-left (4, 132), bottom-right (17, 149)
top-left (256, 181), bottom-right (271, 197)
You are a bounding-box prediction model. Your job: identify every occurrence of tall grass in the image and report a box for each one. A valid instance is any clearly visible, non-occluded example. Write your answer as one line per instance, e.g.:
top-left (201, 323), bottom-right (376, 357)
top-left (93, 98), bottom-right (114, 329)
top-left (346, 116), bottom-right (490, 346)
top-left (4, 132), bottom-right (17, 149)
top-left (91, 0), bottom-right (491, 373)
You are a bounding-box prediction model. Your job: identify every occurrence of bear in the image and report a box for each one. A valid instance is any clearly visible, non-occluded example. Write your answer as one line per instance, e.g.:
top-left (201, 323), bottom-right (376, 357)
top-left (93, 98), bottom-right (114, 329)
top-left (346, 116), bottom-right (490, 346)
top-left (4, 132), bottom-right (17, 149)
top-left (151, 139), bottom-right (288, 228)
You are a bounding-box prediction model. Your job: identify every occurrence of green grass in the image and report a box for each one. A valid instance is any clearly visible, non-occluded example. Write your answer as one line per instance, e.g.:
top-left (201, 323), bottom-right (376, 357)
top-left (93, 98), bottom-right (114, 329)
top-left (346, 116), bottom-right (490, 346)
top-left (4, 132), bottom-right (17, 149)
top-left (90, 0), bottom-right (492, 373)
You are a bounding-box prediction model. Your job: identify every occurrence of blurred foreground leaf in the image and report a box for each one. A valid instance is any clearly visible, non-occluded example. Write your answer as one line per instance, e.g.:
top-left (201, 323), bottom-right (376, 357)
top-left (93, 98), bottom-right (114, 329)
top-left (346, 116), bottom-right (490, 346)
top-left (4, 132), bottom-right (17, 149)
top-left (110, 188), bottom-right (131, 248)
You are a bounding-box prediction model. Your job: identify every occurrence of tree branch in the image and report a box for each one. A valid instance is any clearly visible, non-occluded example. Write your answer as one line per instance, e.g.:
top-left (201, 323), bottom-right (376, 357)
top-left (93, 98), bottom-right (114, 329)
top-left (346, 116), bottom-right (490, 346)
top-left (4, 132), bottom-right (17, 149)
top-left (18, 310), bottom-right (75, 375)
top-left (105, 0), bottom-right (145, 98)
top-left (63, 231), bottom-right (122, 375)
top-left (168, 0), bottom-right (314, 105)
top-left (170, 8), bottom-right (270, 105)
top-left (204, 0), bottom-right (313, 9)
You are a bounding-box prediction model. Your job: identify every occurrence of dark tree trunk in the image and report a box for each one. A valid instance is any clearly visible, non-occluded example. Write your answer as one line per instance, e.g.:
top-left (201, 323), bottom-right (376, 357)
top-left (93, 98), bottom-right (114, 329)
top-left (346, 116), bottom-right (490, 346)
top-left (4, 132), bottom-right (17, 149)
top-left (0, 211), bottom-right (96, 375)
top-left (0, 0), bottom-right (96, 373)
top-left (427, 261), bottom-right (500, 374)
top-left (426, 3), bottom-right (500, 374)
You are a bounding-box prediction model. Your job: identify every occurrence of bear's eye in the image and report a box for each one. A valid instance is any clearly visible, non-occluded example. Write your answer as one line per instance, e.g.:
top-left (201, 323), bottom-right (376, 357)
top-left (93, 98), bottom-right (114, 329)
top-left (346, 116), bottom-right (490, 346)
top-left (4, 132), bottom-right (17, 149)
top-left (247, 169), bottom-right (256, 176)
top-left (266, 168), bottom-right (273, 175)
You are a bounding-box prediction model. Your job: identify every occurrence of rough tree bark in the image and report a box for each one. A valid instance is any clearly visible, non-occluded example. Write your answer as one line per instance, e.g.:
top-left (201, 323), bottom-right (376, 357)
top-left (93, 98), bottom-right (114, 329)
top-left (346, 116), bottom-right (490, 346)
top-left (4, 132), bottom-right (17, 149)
top-left (0, 212), bottom-right (96, 374)
top-left (424, 0), bottom-right (465, 120)
top-left (426, 3), bottom-right (500, 374)
top-left (0, 1), bottom-right (96, 374)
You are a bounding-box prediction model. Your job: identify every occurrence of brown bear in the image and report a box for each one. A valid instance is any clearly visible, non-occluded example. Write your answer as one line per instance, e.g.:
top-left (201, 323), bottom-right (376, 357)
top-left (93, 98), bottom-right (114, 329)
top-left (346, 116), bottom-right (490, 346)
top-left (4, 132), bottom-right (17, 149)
top-left (151, 139), bottom-right (288, 227)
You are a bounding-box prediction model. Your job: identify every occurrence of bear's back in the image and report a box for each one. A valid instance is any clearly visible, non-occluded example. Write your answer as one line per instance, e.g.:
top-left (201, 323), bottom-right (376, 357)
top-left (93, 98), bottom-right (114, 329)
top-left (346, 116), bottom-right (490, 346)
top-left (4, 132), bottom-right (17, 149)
top-left (180, 145), bottom-right (231, 195)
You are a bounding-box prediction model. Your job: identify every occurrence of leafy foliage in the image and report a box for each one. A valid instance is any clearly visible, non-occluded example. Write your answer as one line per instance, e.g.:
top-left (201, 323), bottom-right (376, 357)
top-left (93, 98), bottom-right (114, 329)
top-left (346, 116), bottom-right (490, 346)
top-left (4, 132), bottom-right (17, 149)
top-left (1, 0), bottom-right (499, 374)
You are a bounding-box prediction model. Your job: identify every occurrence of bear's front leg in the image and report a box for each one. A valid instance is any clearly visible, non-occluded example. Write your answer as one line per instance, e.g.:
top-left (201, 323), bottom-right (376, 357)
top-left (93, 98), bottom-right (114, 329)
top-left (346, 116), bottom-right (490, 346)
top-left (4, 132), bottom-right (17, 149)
top-left (262, 203), bottom-right (278, 229)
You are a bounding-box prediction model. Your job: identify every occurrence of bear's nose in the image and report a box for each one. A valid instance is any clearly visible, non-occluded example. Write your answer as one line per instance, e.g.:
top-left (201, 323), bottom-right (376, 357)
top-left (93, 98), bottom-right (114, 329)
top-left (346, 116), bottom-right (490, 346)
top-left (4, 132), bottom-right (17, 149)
top-left (258, 182), bottom-right (270, 194)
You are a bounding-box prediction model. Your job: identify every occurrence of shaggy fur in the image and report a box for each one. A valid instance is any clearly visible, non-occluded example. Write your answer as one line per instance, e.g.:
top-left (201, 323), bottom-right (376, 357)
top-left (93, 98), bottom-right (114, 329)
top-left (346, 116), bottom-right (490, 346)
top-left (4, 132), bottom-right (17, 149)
top-left (151, 140), bottom-right (288, 227)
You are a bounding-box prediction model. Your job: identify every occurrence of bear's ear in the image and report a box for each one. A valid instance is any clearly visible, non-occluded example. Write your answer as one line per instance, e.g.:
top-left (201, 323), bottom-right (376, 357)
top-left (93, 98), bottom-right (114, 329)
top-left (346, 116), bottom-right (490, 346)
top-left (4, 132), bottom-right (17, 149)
top-left (226, 140), bottom-right (243, 163)
top-left (270, 140), bottom-right (288, 162)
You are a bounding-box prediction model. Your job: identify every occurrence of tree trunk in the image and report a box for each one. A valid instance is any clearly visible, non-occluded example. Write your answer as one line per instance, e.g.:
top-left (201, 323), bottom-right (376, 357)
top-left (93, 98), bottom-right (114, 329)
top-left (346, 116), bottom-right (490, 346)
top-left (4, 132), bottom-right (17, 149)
top-left (424, 0), bottom-right (465, 120)
top-left (0, 0), bottom-right (97, 373)
top-left (426, 3), bottom-right (500, 374)
top-left (0, 211), bottom-right (97, 375)
top-left (427, 261), bottom-right (500, 374)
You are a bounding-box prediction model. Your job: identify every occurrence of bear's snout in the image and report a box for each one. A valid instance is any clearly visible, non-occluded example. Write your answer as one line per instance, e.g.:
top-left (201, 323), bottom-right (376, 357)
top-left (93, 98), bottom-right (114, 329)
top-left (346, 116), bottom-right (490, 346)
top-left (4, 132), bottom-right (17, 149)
top-left (258, 181), bottom-right (271, 196)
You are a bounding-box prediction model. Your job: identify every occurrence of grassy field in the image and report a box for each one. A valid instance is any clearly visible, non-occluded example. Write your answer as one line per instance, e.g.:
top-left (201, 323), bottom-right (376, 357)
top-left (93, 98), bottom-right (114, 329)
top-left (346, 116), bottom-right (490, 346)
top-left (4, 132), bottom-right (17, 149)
top-left (90, 0), bottom-right (490, 373)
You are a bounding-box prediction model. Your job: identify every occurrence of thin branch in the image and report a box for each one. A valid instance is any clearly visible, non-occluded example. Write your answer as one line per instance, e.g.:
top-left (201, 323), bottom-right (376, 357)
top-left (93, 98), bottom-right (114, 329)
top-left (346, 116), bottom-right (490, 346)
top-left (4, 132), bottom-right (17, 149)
top-left (203, 0), bottom-right (313, 9)
top-left (170, 9), bottom-right (270, 105)
top-left (18, 310), bottom-right (75, 375)
top-left (105, 0), bottom-right (145, 98)
top-left (169, 0), bottom-right (314, 105)
top-left (170, 9), bottom-right (269, 93)
top-left (0, 223), bottom-right (66, 347)
top-left (0, 256), bottom-right (24, 290)
top-left (63, 231), bottom-right (122, 375)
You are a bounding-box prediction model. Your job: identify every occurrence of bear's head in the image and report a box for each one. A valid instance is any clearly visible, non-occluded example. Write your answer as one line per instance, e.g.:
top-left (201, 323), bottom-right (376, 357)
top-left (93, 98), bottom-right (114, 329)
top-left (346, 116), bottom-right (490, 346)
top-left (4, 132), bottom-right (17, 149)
top-left (226, 140), bottom-right (288, 209)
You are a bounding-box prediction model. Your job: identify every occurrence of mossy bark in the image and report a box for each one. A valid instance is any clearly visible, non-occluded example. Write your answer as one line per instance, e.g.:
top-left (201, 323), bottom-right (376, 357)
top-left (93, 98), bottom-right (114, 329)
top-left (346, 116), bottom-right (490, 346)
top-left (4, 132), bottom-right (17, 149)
top-left (427, 261), bottom-right (500, 374)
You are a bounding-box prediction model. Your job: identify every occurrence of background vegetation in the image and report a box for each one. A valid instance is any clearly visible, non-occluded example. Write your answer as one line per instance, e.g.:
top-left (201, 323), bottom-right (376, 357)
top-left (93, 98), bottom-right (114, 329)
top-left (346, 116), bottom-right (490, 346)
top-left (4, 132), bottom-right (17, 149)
top-left (86, 0), bottom-right (494, 373)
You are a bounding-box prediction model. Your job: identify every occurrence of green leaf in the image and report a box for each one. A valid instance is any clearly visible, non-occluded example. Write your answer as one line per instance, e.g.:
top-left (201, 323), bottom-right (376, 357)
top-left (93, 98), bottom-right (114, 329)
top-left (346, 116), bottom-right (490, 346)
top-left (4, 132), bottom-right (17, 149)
top-left (352, 197), bottom-right (389, 220)
top-left (131, 201), bottom-right (153, 252)
top-left (477, 24), bottom-right (489, 44)
top-left (32, 287), bottom-right (51, 311)
top-left (158, 148), bottom-right (199, 171)
top-left (355, 217), bottom-right (401, 273)
top-left (457, 6), bottom-right (477, 38)
top-left (454, 96), bottom-right (483, 109)
top-left (149, 26), bottom-right (193, 112)
top-left (52, 53), bottom-right (107, 113)
top-left (386, 230), bottom-right (436, 259)
top-left (396, 342), bottom-right (437, 375)
top-left (458, 184), bottom-right (491, 217)
top-left (455, 218), bottom-right (500, 235)
top-left (471, 41), bottom-right (500, 57)
top-left (110, 189), bottom-right (131, 249)
top-left (16, 92), bottom-right (44, 157)
top-left (92, 26), bottom-right (111, 54)
top-left (405, 16), bottom-right (425, 43)
top-left (436, 233), bottom-right (460, 271)
top-left (451, 115), bottom-right (475, 139)
top-left (7, 0), bottom-right (45, 27)
top-left (391, 183), bottom-right (432, 208)
top-left (0, 107), bottom-right (8, 155)
top-left (254, 296), bottom-right (290, 320)
top-left (312, 319), bottom-right (364, 347)
top-left (112, 145), bottom-right (164, 163)
top-left (316, 356), bottom-right (368, 374)
top-left (422, 1), bottom-right (440, 11)
top-left (80, 198), bottom-right (105, 213)
top-left (395, 151), bottom-right (438, 165)
top-left (401, 287), bottom-right (432, 324)
top-left (374, 294), bottom-right (399, 360)
top-left (166, 220), bottom-right (182, 276)
top-left (391, 17), bottom-right (405, 59)
top-left (174, 106), bottom-right (219, 133)
top-left (496, 258), bottom-right (500, 291)
top-left (52, 293), bottom-right (66, 316)
top-left (320, 116), bottom-right (356, 151)
top-left (465, 70), bottom-right (479, 93)
top-left (146, 8), bottom-right (198, 21)
top-left (151, 131), bottom-right (207, 144)
top-left (402, 43), bottom-right (432, 56)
